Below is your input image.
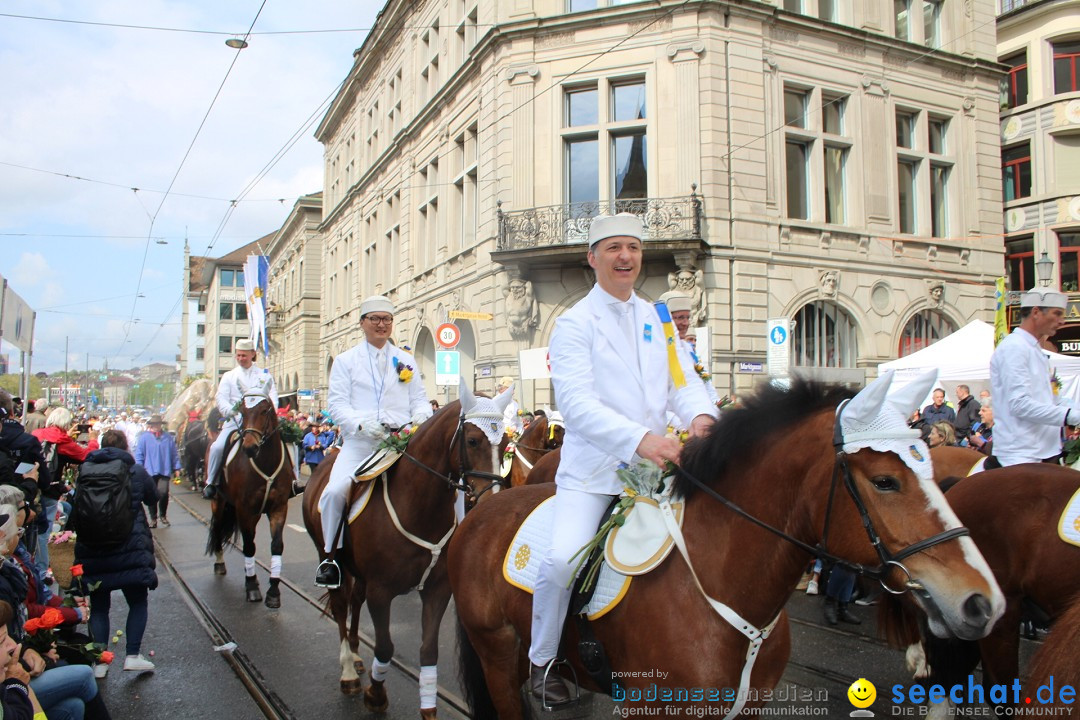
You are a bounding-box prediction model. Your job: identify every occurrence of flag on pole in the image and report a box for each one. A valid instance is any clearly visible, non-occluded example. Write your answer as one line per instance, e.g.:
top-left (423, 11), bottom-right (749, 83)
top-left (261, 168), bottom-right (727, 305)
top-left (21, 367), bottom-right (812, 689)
top-left (244, 255), bottom-right (270, 355)
top-left (994, 277), bottom-right (1008, 347)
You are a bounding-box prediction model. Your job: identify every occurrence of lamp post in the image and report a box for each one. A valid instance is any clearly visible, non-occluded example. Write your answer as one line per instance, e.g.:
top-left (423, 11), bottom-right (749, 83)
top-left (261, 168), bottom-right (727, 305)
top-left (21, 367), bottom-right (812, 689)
top-left (1036, 251), bottom-right (1055, 288)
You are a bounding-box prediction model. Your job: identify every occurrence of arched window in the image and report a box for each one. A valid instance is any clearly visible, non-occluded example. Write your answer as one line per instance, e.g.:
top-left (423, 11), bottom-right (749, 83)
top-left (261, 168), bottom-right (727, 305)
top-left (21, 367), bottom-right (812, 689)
top-left (898, 310), bottom-right (956, 357)
top-left (792, 301), bottom-right (859, 368)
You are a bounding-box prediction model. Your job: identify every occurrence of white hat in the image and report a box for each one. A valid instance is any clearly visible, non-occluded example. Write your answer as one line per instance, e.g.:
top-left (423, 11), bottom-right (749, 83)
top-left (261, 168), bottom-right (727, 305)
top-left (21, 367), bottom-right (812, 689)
top-left (359, 295), bottom-right (395, 317)
top-left (1020, 288), bottom-right (1067, 309)
top-left (235, 339), bottom-right (255, 352)
top-left (659, 291), bottom-right (692, 313)
top-left (587, 213), bottom-right (644, 248)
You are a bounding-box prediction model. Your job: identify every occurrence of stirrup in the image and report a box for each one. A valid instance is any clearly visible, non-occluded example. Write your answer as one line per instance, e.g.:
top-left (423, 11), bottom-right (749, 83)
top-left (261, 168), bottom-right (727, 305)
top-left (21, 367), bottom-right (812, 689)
top-left (315, 559), bottom-right (342, 589)
top-left (533, 658), bottom-right (580, 711)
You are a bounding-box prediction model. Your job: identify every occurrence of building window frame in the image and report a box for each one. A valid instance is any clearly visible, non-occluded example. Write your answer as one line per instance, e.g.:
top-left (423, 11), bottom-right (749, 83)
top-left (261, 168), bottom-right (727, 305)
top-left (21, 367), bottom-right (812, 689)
top-left (1002, 141), bottom-right (1032, 202)
top-left (1000, 51), bottom-right (1029, 109)
top-left (560, 75), bottom-right (651, 210)
top-left (898, 310), bottom-right (956, 357)
top-left (894, 106), bottom-right (954, 237)
top-left (1058, 230), bottom-right (1080, 292)
top-left (1006, 234), bottom-right (1035, 292)
top-left (1053, 40), bottom-right (1080, 95)
top-left (792, 300), bottom-right (859, 368)
top-left (783, 85), bottom-right (853, 225)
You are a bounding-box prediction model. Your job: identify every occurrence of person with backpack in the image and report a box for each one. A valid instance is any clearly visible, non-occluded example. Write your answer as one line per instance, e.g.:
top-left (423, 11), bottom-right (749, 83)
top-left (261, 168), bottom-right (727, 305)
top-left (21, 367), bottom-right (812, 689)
top-left (132, 415), bottom-right (180, 528)
top-left (72, 430), bottom-right (157, 677)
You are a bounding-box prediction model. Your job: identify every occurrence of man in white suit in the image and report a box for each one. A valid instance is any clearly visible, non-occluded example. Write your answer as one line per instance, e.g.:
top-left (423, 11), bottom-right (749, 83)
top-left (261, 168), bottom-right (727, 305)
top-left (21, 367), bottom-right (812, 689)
top-left (528, 214), bottom-right (718, 704)
top-left (203, 339), bottom-right (279, 499)
top-left (316, 295), bottom-right (432, 588)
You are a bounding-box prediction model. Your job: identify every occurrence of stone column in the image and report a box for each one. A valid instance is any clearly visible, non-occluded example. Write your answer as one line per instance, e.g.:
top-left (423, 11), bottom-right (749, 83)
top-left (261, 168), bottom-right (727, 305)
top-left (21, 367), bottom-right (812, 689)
top-left (666, 41), bottom-right (705, 194)
top-left (506, 65), bottom-right (539, 210)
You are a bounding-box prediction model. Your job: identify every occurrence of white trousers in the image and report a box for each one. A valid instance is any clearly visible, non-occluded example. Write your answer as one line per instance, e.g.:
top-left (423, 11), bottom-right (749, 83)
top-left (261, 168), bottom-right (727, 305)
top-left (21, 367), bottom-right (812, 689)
top-left (206, 418), bottom-right (240, 487)
top-left (528, 487), bottom-right (615, 667)
top-left (318, 436), bottom-right (377, 554)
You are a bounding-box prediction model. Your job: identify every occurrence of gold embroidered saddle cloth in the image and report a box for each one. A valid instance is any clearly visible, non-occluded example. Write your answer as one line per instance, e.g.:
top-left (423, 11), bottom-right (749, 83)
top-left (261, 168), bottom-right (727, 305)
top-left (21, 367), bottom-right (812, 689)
top-left (343, 448), bottom-right (403, 524)
top-left (1058, 486), bottom-right (1080, 548)
top-left (502, 495), bottom-right (684, 619)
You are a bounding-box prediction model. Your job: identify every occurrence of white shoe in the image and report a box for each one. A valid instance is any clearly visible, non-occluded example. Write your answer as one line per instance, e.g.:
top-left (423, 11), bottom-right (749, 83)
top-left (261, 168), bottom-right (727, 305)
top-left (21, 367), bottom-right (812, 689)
top-left (806, 579), bottom-right (819, 595)
top-left (123, 654), bottom-right (155, 672)
top-left (93, 663), bottom-right (109, 679)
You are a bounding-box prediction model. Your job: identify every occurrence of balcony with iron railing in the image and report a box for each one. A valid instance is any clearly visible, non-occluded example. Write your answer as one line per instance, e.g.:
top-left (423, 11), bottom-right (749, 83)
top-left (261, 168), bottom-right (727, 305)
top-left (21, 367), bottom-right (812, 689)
top-left (493, 189), bottom-right (704, 267)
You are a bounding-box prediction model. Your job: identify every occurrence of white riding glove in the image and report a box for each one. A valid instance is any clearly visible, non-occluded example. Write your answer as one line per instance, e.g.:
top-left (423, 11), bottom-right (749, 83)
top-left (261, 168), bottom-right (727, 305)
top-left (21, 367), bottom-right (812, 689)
top-left (1067, 409), bottom-right (1080, 427)
top-left (358, 415), bottom-right (389, 442)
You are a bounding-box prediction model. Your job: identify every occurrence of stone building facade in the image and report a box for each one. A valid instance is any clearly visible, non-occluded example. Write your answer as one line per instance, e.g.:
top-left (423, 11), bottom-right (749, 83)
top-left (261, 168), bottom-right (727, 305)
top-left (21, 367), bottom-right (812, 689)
top-left (316, 0), bottom-right (1005, 408)
top-left (997, 0), bottom-right (1080, 349)
top-left (264, 193), bottom-right (325, 414)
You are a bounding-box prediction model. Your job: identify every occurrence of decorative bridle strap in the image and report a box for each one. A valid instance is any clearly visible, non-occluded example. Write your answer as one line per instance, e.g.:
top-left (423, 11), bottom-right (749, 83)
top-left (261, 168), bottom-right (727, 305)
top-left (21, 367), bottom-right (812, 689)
top-left (380, 473), bottom-right (455, 591)
top-left (513, 447), bottom-right (536, 472)
top-left (657, 499), bottom-right (779, 720)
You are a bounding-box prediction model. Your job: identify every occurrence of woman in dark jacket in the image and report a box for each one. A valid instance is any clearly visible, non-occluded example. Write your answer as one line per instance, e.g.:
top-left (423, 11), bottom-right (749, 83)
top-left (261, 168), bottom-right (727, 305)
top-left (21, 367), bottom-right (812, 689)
top-left (74, 430), bottom-right (158, 677)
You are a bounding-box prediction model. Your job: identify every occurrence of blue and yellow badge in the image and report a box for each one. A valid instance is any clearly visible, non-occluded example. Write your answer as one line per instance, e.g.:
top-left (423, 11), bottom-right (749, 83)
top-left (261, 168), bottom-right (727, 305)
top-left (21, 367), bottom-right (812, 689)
top-left (653, 302), bottom-right (687, 389)
top-left (909, 445), bottom-right (924, 462)
top-left (643, 324), bottom-right (652, 343)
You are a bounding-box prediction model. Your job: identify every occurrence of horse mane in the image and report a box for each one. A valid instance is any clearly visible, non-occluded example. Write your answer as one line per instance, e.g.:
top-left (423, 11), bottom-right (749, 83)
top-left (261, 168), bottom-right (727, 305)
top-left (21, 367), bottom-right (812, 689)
top-left (675, 377), bottom-right (855, 500)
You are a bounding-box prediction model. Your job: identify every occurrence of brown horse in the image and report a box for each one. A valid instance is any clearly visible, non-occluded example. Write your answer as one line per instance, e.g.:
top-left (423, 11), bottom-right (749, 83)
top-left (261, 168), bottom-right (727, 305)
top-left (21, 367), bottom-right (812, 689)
top-left (1026, 594), bottom-right (1080, 698)
top-left (449, 376), bottom-right (1005, 720)
top-left (929, 445), bottom-right (987, 486)
top-left (524, 446), bottom-right (559, 485)
top-left (508, 414), bottom-right (564, 487)
top-left (880, 464), bottom-right (1080, 714)
top-left (205, 393), bottom-right (294, 608)
top-left (302, 386), bottom-right (511, 718)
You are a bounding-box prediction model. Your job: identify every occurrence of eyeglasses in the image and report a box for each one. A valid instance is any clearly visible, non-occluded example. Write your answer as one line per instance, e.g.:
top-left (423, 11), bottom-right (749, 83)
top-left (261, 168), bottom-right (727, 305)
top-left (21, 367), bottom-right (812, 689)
top-left (365, 315), bottom-right (394, 326)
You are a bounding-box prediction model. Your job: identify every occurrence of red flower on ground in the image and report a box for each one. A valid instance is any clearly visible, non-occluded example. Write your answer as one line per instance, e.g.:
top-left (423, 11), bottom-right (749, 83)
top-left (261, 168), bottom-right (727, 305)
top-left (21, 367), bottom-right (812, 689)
top-left (99, 651), bottom-right (114, 664)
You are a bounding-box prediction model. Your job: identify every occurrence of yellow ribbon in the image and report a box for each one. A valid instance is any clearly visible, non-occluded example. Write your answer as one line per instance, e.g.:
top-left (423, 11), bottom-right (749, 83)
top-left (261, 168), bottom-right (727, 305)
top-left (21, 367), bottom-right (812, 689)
top-left (654, 302), bottom-right (687, 389)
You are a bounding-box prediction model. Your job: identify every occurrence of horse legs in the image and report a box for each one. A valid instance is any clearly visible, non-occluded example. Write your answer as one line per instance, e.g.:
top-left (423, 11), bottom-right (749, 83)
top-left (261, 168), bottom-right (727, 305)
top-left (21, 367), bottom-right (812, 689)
top-left (214, 550), bottom-right (226, 576)
top-left (364, 589), bottom-right (395, 713)
top-left (415, 581), bottom-right (453, 718)
top-left (241, 529), bottom-right (261, 603)
top-left (331, 585), bottom-right (363, 695)
top-left (979, 601), bottom-right (1023, 691)
top-left (461, 623), bottom-right (527, 720)
top-left (349, 578), bottom-right (366, 676)
top-left (264, 507), bottom-right (286, 609)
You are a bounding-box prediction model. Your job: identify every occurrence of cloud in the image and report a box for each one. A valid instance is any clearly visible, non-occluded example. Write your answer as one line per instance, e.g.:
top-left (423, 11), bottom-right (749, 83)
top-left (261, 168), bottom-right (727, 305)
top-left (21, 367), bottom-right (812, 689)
top-left (10, 253), bottom-right (49, 287)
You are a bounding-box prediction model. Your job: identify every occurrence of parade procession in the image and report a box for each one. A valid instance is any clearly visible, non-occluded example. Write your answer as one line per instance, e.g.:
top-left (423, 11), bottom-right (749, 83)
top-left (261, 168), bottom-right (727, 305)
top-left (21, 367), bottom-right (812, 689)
top-left (4, 0), bottom-right (1080, 718)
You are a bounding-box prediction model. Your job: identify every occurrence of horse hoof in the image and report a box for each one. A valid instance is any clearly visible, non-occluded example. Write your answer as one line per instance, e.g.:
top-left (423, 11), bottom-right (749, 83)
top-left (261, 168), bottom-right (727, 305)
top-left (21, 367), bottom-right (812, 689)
top-left (264, 589), bottom-right (281, 609)
top-left (420, 708), bottom-right (438, 720)
top-left (214, 563), bottom-right (227, 576)
top-left (364, 679), bottom-right (389, 713)
top-left (246, 589), bottom-right (262, 602)
top-left (340, 678), bottom-right (363, 695)
top-left (354, 659), bottom-right (365, 675)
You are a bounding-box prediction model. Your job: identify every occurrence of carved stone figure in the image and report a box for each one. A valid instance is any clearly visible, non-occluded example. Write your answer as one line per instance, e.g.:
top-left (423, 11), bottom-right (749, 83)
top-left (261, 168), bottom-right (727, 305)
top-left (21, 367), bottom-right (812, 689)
top-left (927, 281), bottom-right (945, 308)
top-left (819, 270), bottom-right (839, 297)
top-left (504, 274), bottom-right (540, 339)
top-left (668, 267), bottom-right (706, 327)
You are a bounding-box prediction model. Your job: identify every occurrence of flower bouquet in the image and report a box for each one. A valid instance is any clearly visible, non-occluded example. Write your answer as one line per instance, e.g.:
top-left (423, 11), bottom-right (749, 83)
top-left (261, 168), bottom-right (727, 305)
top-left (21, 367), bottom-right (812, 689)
top-left (23, 605), bottom-right (112, 667)
top-left (378, 425), bottom-right (418, 454)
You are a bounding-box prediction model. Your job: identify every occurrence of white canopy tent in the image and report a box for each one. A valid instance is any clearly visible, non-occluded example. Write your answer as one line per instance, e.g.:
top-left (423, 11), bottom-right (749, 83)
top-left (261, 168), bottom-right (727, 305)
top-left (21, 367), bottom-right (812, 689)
top-left (878, 319), bottom-right (1080, 406)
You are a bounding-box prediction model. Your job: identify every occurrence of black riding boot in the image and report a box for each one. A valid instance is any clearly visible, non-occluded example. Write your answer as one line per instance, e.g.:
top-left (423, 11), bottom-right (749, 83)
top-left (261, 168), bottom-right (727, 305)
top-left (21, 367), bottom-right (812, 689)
top-left (824, 597), bottom-right (839, 626)
top-left (838, 602), bottom-right (861, 625)
top-left (530, 662), bottom-right (573, 706)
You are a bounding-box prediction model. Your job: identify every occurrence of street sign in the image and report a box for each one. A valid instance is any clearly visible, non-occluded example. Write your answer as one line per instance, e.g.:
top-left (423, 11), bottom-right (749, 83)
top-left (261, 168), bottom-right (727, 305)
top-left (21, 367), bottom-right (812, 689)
top-left (767, 318), bottom-right (790, 377)
top-left (435, 350), bottom-right (460, 386)
top-left (738, 361), bottom-right (764, 373)
top-left (519, 347), bottom-right (551, 380)
top-left (449, 311), bottom-right (493, 321)
top-left (436, 323), bottom-right (461, 349)
top-left (99, 375), bottom-right (107, 382)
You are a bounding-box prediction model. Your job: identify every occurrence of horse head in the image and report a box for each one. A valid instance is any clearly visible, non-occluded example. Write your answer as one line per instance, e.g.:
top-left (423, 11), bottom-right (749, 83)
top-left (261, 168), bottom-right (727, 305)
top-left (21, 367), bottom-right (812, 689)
top-left (455, 378), bottom-right (515, 502)
top-left (237, 392), bottom-right (278, 458)
top-left (833, 370), bottom-right (1004, 641)
top-left (545, 411), bottom-right (565, 450)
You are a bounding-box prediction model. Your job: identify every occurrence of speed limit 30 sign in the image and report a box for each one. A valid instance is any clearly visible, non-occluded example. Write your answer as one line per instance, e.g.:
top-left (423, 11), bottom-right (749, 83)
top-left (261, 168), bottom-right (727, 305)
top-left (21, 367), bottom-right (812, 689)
top-left (436, 323), bottom-right (461, 349)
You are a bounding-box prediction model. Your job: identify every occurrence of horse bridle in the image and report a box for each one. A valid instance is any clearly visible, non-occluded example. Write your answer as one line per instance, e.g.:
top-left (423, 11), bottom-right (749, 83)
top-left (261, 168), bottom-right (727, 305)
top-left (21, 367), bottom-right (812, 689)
top-left (400, 412), bottom-right (506, 504)
top-left (236, 393), bottom-right (281, 450)
top-left (674, 406), bottom-right (970, 596)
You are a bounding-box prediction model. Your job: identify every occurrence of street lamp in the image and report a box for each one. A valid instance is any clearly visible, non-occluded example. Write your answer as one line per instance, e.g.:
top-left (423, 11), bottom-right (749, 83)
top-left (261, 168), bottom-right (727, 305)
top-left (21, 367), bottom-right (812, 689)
top-left (1036, 251), bottom-right (1055, 288)
top-left (225, 37), bottom-right (249, 49)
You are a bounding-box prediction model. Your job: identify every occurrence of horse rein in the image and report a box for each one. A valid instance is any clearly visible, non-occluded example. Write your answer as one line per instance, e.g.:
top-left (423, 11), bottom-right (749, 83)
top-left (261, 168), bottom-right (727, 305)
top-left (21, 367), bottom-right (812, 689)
top-left (672, 409), bottom-right (970, 596)
top-left (236, 393), bottom-right (281, 449)
top-left (398, 412), bottom-right (506, 504)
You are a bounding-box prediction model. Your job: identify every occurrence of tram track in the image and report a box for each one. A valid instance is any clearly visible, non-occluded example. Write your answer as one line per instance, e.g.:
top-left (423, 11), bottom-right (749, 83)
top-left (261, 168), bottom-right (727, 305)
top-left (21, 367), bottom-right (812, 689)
top-left (161, 492), bottom-right (472, 719)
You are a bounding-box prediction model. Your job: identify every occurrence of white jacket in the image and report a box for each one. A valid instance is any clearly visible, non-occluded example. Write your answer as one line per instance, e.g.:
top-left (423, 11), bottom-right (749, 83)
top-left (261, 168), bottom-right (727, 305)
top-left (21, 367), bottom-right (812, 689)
top-left (990, 327), bottom-right (1074, 465)
top-left (327, 341), bottom-right (432, 441)
top-left (551, 284), bottom-right (718, 495)
top-left (216, 364), bottom-right (278, 417)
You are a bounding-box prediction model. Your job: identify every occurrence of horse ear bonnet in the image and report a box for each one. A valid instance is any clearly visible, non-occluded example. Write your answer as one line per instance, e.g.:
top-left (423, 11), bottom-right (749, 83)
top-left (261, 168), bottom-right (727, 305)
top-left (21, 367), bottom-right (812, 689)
top-left (459, 377), bottom-right (477, 416)
top-left (492, 383), bottom-right (515, 415)
top-left (838, 369), bottom-right (936, 485)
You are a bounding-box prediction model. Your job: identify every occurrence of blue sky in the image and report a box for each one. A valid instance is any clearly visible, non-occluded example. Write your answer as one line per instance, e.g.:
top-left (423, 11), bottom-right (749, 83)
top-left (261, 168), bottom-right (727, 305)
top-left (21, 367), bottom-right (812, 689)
top-left (0, 1), bottom-right (381, 373)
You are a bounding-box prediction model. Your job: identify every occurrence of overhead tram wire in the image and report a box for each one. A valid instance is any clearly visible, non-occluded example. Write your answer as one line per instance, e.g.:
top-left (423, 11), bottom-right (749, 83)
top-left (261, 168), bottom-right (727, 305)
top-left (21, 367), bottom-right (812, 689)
top-left (110, 0), bottom-right (268, 368)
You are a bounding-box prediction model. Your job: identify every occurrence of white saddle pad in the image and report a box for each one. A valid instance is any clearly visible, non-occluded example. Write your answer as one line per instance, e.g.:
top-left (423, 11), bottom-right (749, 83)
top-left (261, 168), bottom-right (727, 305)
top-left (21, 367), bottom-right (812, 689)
top-left (1058, 487), bottom-right (1080, 548)
top-left (604, 497), bottom-right (683, 575)
top-left (347, 477), bottom-right (377, 524)
top-left (503, 497), bottom-right (631, 620)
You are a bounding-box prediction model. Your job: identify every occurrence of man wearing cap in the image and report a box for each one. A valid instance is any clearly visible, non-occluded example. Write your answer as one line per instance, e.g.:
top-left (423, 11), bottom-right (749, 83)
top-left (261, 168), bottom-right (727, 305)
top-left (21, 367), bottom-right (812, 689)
top-left (989, 288), bottom-right (1079, 466)
top-left (134, 414), bottom-right (181, 527)
top-left (204, 339), bottom-right (279, 499)
top-left (528, 214), bottom-right (718, 705)
top-left (316, 296), bottom-right (432, 588)
top-left (659, 291), bottom-right (720, 424)
top-left (496, 376), bottom-right (521, 434)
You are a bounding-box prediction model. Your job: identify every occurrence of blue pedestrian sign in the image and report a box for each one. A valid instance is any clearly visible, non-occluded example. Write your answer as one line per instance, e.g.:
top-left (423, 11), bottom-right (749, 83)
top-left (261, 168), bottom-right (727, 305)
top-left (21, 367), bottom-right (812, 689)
top-left (435, 350), bottom-right (460, 386)
top-left (766, 318), bottom-right (791, 377)
top-left (770, 326), bottom-right (787, 345)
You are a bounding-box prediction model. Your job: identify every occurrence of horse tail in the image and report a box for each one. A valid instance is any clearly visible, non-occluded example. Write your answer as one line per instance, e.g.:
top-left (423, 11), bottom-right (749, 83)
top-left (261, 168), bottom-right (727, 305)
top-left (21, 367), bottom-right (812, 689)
top-left (205, 500), bottom-right (239, 556)
top-left (456, 618), bottom-right (497, 720)
top-left (1027, 594), bottom-right (1080, 692)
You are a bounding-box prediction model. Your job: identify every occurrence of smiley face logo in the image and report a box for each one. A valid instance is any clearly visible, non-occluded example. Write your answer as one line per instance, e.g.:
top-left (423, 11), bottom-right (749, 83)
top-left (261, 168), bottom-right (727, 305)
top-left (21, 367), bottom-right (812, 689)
top-left (848, 678), bottom-right (876, 709)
